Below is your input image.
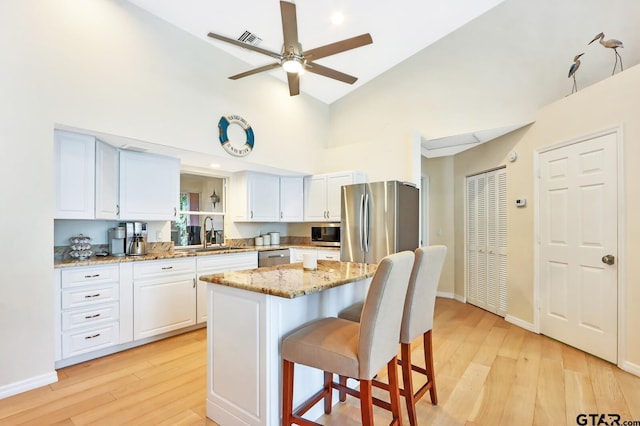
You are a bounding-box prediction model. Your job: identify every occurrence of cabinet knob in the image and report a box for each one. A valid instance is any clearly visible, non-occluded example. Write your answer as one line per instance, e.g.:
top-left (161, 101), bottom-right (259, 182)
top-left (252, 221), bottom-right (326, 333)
top-left (116, 204), bottom-right (120, 216)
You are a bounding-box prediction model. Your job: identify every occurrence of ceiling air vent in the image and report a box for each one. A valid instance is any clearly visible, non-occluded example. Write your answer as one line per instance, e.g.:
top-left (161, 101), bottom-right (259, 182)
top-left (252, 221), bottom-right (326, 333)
top-left (237, 31), bottom-right (263, 46)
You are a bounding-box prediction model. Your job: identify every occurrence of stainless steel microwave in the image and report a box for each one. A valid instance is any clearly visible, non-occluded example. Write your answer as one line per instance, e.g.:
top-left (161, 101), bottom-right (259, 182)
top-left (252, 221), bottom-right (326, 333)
top-left (311, 224), bottom-right (341, 247)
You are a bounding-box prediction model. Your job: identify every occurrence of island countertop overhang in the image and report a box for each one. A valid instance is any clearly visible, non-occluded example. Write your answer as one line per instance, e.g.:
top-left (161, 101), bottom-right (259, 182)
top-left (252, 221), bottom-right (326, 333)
top-left (199, 260), bottom-right (377, 299)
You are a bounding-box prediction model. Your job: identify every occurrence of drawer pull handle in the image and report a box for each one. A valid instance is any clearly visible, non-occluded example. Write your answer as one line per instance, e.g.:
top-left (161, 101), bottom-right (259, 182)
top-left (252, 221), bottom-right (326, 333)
top-left (85, 333), bottom-right (101, 340)
top-left (84, 293), bottom-right (101, 298)
top-left (84, 274), bottom-right (100, 278)
top-left (161, 266), bottom-right (173, 270)
top-left (85, 313), bottom-right (101, 319)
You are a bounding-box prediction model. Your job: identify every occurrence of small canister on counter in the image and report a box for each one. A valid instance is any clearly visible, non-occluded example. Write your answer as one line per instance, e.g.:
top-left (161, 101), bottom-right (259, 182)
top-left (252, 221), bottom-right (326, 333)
top-left (269, 232), bottom-right (280, 245)
top-left (262, 233), bottom-right (271, 246)
top-left (255, 236), bottom-right (264, 246)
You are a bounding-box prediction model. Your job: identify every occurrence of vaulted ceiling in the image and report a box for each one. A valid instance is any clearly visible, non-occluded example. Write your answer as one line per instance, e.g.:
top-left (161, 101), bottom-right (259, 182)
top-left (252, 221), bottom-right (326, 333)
top-left (125, 0), bottom-right (640, 158)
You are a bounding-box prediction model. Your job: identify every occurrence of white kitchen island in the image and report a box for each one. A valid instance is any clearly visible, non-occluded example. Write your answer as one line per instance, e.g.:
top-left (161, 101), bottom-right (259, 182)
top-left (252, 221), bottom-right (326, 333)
top-left (199, 260), bottom-right (377, 426)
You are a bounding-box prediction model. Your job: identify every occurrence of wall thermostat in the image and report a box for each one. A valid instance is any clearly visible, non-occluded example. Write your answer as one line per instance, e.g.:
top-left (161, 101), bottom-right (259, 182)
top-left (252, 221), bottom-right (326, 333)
top-left (515, 198), bottom-right (527, 207)
top-left (508, 151), bottom-right (518, 162)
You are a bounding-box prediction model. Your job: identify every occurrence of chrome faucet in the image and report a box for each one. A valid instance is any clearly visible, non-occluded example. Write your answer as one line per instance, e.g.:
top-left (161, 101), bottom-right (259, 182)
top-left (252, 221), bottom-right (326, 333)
top-left (203, 216), bottom-right (214, 248)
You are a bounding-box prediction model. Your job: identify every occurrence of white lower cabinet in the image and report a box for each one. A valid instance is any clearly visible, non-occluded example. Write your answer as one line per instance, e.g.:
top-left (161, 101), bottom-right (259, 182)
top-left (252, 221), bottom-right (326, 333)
top-left (133, 258), bottom-right (196, 340)
top-left (196, 252), bottom-right (258, 323)
top-left (58, 264), bottom-right (122, 360)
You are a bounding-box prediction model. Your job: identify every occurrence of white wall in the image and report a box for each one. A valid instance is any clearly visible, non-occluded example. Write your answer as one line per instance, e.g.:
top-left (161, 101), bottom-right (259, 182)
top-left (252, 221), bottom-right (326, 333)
top-left (0, 0), bottom-right (330, 394)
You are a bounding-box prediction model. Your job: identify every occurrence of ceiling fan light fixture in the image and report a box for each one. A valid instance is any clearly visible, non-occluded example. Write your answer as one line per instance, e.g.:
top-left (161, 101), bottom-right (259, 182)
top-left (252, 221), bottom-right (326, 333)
top-left (282, 56), bottom-right (304, 74)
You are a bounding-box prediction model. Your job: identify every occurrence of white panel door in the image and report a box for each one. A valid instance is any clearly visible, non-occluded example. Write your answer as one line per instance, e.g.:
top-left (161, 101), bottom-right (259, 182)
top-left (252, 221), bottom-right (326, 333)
top-left (539, 132), bottom-right (617, 363)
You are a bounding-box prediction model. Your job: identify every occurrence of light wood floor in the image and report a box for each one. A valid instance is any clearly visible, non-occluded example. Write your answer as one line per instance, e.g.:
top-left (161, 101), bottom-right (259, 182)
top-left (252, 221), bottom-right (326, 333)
top-left (1, 298), bottom-right (639, 425)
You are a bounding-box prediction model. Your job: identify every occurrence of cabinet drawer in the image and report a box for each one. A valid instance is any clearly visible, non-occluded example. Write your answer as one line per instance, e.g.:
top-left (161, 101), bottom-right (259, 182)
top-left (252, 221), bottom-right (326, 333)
top-left (61, 265), bottom-right (119, 288)
top-left (62, 322), bottom-right (119, 359)
top-left (62, 283), bottom-right (119, 309)
top-left (197, 252), bottom-right (258, 273)
top-left (133, 258), bottom-right (195, 279)
top-left (317, 251), bottom-right (340, 261)
top-left (62, 302), bottom-right (120, 331)
top-left (291, 249), bottom-right (317, 263)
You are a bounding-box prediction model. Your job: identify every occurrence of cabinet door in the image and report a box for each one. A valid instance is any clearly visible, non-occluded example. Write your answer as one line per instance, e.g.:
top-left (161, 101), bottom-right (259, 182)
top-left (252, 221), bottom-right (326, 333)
top-left (304, 175), bottom-right (328, 221)
top-left (326, 173), bottom-right (353, 221)
top-left (95, 141), bottom-right (119, 220)
top-left (196, 252), bottom-right (258, 323)
top-left (133, 275), bottom-right (196, 339)
top-left (248, 173), bottom-right (280, 221)
top-left (54, 130), bottom-right (95, 219)
top-left (279, 176), bottom-right (304, 222)
top-left (119, 151), bottom-right (180, 221)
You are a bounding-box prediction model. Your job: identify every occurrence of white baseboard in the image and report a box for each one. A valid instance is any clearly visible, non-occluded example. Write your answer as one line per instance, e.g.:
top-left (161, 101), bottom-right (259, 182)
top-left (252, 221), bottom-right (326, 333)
top-left (620, 360), bottom-right (640, 377)
top-left (0, 371), bottom-right (58, 400)
top-left (505, 315), bottom-right (536, 333)
top-left (453, 294), bottom-right (466, 303)
top-left (436, 291), bottom-right (454, 299)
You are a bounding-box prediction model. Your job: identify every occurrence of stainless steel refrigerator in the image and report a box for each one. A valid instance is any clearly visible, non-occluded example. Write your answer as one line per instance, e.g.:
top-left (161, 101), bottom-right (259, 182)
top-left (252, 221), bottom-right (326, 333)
top-left (340, 180), bottom-right (419, 264)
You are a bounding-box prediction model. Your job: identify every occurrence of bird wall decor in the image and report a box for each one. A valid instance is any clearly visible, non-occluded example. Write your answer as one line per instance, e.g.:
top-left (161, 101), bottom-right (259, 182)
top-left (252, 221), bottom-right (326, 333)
top-left (568, 53), bottom-right (584, 94)
top-left (588, 32), bottom-right (624, 75)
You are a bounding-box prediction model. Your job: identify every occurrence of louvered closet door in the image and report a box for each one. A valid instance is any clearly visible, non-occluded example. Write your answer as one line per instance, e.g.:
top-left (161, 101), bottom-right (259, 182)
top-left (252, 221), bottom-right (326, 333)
top-left (466, 169), bottom-right (507, 316)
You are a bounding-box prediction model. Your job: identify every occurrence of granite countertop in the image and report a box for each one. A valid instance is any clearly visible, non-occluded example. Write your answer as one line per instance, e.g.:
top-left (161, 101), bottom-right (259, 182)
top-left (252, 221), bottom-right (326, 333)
top-left (54, 245), bottom-right (339, 268)
top-left (199, 260), bottom-right (377, 299)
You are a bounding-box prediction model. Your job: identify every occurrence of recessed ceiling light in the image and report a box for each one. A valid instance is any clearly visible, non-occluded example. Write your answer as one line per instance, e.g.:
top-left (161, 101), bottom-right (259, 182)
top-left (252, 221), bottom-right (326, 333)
top-left (331, 12), bottom-right (344, 25)
top-left (210, 163), bottom-right (221, 168)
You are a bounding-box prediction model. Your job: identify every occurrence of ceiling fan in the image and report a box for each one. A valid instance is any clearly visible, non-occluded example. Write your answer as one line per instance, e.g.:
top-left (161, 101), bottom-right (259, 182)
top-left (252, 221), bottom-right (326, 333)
top-left (207, 0), bottom-right (373, 96)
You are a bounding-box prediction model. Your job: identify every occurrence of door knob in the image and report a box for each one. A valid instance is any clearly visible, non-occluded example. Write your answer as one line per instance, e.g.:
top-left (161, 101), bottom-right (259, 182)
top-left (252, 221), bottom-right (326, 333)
top-left (602, 254), bottom-right (615, 265)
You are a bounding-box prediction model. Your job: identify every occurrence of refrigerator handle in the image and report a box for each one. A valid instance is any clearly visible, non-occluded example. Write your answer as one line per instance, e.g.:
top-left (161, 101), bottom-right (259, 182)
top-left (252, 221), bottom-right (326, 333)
top-left (363, 193), bottom-right (370, 253)
top-left (359, 194), bottom-right (365, 253)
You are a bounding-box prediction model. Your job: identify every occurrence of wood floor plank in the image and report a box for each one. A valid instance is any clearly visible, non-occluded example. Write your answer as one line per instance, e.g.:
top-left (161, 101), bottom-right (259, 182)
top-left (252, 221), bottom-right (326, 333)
top-left (562, 343), bottom-right (590, 374)
top-left (496, 323), bottom-right (527, 360)
top-left (587, 356), bottom-right (632, 420)
top-left (498, 332), bottom-right (542, 426)
top-left (467, 355), bottom-right (517, 425)
top-left (613, 367), bottom-right (640, 419)
top-left (432, 362), bottom-right (490, 425)
top-left (564, 370), bottom-right (598, 425)
top-left (533, 357), bottom-right (566, 425)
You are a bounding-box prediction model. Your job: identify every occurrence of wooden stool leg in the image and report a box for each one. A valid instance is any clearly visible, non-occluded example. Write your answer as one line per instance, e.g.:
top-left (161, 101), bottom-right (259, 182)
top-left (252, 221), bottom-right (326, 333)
top-left (401, 343), bottom-right (417, 426)
top-left (282, 360), bottom-right (294, 426)
top-left (360, 379), bottom-right (374, 426)
top-left (324, 371), bottom-right (333, 414)
top-left (338, 375), bottom-right (347, 402)
top-left (424, 330), bottom-right (438, 405)
top-left (388, 356), bottom-right (403, 426)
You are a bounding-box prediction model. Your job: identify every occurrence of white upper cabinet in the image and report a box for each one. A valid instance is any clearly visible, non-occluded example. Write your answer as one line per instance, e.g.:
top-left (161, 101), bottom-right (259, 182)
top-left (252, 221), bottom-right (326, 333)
top-left (119, 150), bottom-right (180, 221)
top-left (230, 171), bottom-right (281, 222)
top-left (304, 171), bottom-right (367, 221)
top-left (54, 130), bottom-right (96, 219)
top-left (279, 176), bottom-right (304, 222)
top-left (95, 141), bottom-right (119, 220)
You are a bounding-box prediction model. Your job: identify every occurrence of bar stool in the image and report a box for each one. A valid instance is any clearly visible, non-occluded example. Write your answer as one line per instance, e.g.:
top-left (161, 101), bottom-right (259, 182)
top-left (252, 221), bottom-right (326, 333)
top-left (281, 251), bottom-right (415, 425)
top-left (338, 245), bottom-right (447, 425)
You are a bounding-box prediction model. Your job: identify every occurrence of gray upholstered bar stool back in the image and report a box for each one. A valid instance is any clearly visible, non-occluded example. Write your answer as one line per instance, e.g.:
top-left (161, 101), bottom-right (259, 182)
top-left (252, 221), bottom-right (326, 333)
top-left (338, 245), bottom-right (447, 425)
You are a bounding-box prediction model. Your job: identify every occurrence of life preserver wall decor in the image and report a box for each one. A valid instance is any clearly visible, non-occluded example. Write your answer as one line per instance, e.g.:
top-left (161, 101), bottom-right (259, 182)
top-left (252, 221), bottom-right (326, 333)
top-left (218, 115), bottom-right (254, 157)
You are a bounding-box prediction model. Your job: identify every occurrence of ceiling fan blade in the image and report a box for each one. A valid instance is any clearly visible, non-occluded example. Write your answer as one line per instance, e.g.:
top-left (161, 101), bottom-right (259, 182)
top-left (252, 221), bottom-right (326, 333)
top-left (229, 63), bottom-right (282, 80)
top-left (287, 72), bottom-right (300, 96)
top-left (304, 62), bottom-right (358, 84)
top-left (302, 34), bottom-right (372, 61)
top-left (207, 32), bottom-right (282, 61)
top-left (280, 1), bottom-right (300, 54)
